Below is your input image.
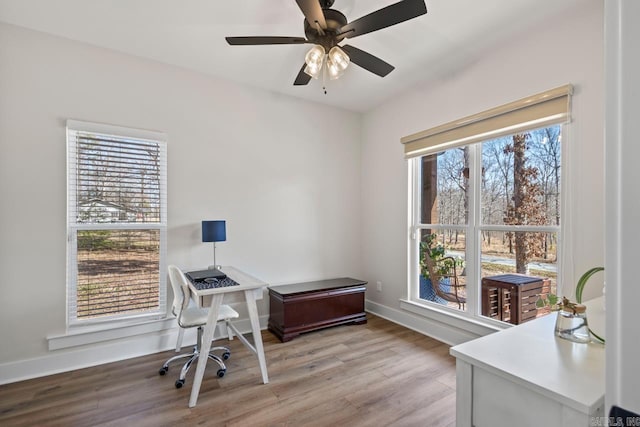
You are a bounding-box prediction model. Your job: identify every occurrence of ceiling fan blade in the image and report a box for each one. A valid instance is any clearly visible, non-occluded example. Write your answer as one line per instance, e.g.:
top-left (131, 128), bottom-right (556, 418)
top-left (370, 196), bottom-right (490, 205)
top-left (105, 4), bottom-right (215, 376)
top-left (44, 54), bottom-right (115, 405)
top-left (296, 0), bottom-right (327, 30)
top-left (226, 36), bottom-right (309, 45)
top-left (293, 63), bottom-right (312, 86)
top-left (341, 45), bottom-right (394, 77)
top-left (338, 0), bottom-right (427, 39)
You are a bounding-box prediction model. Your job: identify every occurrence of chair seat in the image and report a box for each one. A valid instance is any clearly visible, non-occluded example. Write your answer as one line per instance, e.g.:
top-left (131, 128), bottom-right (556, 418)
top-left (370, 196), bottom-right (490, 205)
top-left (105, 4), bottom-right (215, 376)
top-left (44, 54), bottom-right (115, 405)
top-left (180, 304), bottom-right (239, 328)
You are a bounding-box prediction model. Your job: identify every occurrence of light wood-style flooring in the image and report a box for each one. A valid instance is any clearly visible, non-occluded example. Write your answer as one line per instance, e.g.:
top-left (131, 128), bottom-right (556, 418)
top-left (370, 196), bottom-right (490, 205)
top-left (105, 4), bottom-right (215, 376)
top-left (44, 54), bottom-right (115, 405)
top-left (0, 314), bottom-right (456, 427)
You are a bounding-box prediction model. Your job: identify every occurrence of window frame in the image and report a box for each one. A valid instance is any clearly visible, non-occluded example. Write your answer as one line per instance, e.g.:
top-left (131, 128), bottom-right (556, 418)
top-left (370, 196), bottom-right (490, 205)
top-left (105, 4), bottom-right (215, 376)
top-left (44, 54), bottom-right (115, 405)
top-left (66, 120), bottom-right (168, 328)
top-left (408, 130), bottom-right (564, 325)
top-left (404, 86), bottom-right (572, 329)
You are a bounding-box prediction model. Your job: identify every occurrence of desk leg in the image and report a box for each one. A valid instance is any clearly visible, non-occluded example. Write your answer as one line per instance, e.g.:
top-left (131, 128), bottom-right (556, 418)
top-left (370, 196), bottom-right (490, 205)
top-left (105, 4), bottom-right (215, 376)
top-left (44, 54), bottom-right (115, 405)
top-left (188, 293), bottom-right (223, 408)
top-left (245, 289), bottom-right (269, 384)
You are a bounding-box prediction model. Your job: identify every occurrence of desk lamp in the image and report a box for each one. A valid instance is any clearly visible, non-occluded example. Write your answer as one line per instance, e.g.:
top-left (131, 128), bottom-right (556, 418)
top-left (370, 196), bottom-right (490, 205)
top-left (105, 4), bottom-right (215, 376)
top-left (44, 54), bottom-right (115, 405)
top-left (202, 220), bottom-right (226, 268)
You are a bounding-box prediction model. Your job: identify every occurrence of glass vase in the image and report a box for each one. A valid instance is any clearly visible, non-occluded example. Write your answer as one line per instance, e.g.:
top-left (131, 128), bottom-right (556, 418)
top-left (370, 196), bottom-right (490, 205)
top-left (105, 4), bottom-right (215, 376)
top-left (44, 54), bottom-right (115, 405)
top-left (555, 307), bottom-right (590, 343)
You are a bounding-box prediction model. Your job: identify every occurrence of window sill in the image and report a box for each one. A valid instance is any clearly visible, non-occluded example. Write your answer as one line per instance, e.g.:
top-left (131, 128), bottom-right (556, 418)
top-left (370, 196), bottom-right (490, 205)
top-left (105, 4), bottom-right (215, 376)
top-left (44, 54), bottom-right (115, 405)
top-left (399, 298), bottom-right (507, 339)
top-left (47, 317), bottom-right (176, 351)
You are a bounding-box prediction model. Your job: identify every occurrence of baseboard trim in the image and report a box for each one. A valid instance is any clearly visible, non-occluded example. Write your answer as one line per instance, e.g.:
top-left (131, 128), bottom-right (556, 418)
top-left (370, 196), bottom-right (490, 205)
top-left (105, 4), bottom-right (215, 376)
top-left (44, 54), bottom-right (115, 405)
top-left (365, 299), bottom-right (492, 346)
top-left (0, 315), bottom-right (269, 385)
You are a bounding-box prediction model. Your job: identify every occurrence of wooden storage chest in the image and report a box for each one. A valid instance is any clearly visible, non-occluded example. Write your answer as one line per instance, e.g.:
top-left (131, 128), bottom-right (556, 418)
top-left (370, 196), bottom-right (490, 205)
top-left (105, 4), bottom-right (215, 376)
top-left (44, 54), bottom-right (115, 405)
top-left (268, 277), bottom-right (367, 342)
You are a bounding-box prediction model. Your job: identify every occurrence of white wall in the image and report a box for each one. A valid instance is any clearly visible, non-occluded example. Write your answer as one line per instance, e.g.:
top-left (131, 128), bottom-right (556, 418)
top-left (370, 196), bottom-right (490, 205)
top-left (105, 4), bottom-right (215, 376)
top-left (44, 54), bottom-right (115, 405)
top-left (361, 2), bottom-right (604, 324)
top-left (0, 23), bottom-right (361, 380)
top-left (605, 0), bottom-right (640, 416)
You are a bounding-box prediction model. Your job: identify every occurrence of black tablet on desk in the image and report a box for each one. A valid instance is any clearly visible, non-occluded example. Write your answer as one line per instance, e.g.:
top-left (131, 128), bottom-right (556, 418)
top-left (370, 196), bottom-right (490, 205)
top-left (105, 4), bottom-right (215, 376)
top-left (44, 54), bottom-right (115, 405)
top-left (185, 268), bottom-right (226, 282)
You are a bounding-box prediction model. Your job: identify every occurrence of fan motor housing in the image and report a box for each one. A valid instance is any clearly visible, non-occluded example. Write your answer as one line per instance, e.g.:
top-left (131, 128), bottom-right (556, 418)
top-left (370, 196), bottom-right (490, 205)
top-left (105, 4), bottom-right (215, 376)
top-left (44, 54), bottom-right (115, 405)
top-left (304, 8), bottom-right (348, 51)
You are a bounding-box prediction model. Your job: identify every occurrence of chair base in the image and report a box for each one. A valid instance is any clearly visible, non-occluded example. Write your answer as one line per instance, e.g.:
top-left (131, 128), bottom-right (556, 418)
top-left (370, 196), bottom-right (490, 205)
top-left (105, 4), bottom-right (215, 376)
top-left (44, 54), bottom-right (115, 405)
top-left (159, 326), bottom-right (231, 388)
top-left (159, 346), bottom-right (230, 388)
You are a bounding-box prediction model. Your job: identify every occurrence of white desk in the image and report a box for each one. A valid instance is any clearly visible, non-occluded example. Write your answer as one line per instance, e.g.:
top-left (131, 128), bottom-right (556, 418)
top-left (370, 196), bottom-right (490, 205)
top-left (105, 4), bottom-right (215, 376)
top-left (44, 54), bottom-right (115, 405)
top-left (186, 266), bottom-right (269, 408)
top-left (450, 299), bottom-right (605, 427)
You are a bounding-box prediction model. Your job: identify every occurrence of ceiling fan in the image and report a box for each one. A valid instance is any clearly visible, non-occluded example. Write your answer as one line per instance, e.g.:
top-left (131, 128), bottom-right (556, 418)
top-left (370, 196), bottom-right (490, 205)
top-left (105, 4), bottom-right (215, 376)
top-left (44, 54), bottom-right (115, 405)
top-left (225, 0), bottom-right (427, 87)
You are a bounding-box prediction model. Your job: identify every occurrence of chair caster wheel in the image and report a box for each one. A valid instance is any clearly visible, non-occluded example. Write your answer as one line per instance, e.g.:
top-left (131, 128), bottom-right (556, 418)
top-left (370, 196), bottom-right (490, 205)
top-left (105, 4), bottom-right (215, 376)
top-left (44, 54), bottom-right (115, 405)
top-left (217, 369), bottom-right (226, 378)
top-left (158, 367), bottom-right (168, 376)
top-left (175, 379), bottom-right (185, 389)
top-left (222, 352), bottom-right (231, 360)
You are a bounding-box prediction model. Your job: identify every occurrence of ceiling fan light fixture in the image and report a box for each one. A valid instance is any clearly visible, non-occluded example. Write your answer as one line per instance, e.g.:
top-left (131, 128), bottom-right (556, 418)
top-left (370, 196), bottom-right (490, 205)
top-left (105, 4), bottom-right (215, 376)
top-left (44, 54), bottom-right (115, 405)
top-left (328, 46), bottom-right (350, 71)
top-left (304, 45), bottom-right (325, 78)
top-left (326, 57), bottom-right (344, 80)
top-left (304, 63), bottom-right (323, 79)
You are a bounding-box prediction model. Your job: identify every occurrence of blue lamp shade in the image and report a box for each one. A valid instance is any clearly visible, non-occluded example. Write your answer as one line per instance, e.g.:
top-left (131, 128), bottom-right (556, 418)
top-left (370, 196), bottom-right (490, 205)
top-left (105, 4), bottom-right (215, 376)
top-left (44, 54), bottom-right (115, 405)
top-left (202, 220), bottom-right (226, 242)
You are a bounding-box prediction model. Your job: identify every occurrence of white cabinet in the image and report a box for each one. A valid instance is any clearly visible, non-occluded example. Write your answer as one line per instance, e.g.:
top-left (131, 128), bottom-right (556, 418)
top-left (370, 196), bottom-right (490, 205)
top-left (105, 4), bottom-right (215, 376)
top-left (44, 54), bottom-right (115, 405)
top-left (451, 300), bottom-right (605, 427)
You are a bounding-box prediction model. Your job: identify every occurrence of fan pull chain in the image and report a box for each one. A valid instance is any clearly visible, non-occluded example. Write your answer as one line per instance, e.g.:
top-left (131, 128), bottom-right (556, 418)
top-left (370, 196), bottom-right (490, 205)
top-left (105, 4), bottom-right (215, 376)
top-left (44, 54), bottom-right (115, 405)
top-left (322, 54), bottom-right (327, 95)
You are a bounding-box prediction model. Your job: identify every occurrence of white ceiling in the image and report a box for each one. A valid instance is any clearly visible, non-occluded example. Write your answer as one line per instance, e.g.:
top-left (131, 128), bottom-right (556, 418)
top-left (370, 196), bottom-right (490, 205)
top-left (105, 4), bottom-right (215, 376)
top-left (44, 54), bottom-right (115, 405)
top-left (0, 0), bottom-right (583, 112)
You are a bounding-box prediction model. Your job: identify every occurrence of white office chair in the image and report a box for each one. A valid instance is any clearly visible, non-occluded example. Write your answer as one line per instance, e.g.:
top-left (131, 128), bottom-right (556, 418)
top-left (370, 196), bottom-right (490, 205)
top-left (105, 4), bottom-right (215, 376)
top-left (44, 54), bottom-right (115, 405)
top-left (159, 265), bottom-right (239, 388)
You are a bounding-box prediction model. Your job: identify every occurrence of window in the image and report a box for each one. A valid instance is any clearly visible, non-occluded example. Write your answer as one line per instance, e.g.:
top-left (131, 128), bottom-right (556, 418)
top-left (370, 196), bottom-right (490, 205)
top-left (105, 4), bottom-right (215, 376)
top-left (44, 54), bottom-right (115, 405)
top-left (67, 120), bottom-right (167, 326)
top-left (403, 86), bottom-right (571, 325)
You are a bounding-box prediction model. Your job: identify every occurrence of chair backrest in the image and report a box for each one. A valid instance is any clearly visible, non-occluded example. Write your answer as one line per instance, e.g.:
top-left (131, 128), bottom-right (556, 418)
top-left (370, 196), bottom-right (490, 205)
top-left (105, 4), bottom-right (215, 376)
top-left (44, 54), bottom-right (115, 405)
top-left (168, 265), bottom-right (192, 319)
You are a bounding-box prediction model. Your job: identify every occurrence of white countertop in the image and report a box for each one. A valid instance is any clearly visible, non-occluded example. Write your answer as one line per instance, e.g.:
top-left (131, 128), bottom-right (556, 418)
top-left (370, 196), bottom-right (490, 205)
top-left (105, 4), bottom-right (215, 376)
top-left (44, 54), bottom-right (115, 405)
top-left (450, 299), bottom-right (605, 415)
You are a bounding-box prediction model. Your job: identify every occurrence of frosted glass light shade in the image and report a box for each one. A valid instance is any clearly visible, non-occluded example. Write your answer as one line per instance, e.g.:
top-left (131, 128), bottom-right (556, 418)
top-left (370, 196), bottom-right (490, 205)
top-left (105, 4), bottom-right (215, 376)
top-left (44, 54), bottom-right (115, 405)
top-left (326, 58), bottom-right (342, 80)
top-left (327, 46), bottom-right (350, 80)
top-left (328, 46), bottom-right (349, 70)
top-left (304, 45), bottom-right (325, 79)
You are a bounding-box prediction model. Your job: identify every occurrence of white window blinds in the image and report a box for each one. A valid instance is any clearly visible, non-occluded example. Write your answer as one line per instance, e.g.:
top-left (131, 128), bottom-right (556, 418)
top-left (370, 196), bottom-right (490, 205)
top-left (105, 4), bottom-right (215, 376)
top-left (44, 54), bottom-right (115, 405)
top-left (67, 120), bottom-right (167, 324)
